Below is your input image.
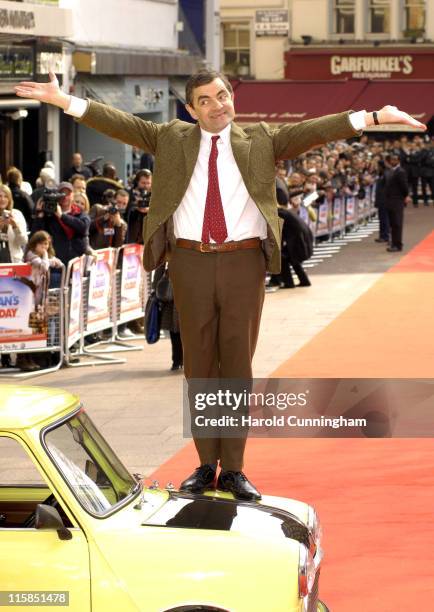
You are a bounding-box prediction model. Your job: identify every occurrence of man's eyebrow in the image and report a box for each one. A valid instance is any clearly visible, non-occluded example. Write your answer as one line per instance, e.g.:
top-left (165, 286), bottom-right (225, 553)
top-left (197, 89), bottom-right (228, 102)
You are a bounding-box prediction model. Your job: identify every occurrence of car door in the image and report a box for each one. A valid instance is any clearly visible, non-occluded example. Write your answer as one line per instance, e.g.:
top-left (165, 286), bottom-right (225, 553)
top-left (0, 434), bottom-right (91, 610)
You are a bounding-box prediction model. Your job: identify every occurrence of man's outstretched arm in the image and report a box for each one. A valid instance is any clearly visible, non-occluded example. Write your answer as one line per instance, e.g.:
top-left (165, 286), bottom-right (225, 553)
top-left (272, 106), bottom-right (426, 161)
top-left (14, 72), bottom-right (160, 154)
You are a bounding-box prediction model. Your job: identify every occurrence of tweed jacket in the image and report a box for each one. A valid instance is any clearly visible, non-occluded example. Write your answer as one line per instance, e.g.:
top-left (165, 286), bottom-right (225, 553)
top-left (77, 101), bottom-right (361, 272)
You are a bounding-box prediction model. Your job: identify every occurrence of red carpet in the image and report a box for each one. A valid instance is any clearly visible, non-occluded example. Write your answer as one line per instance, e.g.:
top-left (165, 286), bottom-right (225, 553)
top-left (152, 231), bottom-right (434, 611)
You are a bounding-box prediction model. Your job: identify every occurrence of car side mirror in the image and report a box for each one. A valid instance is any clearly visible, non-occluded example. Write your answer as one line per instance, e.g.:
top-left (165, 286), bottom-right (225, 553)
top-left (35, 504), bottom-right (72, 541)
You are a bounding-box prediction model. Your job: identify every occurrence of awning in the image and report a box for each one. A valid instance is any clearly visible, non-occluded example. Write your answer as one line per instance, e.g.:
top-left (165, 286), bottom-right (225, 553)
top-left (231, 79), bottom-right (433, 129)
top-left (349, 79), bottom-right (433, 127)
top-left (0, 98), bottom-right (41, 110)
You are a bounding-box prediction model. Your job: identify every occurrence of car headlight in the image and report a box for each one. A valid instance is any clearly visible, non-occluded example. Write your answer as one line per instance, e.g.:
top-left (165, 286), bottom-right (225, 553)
top-left (298, 544), bottom-right (316, 598)
top-left (307, 506), bottom-right (323, 553)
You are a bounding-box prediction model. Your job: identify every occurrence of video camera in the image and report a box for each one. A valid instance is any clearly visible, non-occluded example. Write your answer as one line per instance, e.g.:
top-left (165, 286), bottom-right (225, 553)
top-left (41, 188), bottom-right (64, 215)
top-left (135, 189), bottom-right (151, 210)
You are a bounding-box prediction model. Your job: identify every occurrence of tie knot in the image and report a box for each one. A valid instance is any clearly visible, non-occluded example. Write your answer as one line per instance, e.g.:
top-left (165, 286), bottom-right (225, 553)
top-left (211, 135), bottom-right (219, 145)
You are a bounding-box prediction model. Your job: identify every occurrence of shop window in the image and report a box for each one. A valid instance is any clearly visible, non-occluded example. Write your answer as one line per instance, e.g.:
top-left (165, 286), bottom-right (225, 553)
top-left (404, 0), bottom-right (425, 35)
top-left (369, 0), bottom-right (390, 33)
top-left (222, 22), bottom-right (251, 77)
top-left (333, 0), bottom-right (355, 34)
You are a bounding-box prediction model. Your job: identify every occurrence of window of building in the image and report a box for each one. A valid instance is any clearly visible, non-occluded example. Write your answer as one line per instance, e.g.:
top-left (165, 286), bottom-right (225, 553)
top-left (404, 0), bottom-right (425, 33)
top-left (222, 22), bottom-right (251, 77)
top-left (333, 0), bottom-right (355, 34)
top-left (369, 0), bottom-right (390, 33)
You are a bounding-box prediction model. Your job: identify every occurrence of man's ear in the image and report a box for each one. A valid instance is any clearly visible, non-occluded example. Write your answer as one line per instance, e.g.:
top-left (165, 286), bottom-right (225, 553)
top-left (185, 103), bottom-right (198, 121)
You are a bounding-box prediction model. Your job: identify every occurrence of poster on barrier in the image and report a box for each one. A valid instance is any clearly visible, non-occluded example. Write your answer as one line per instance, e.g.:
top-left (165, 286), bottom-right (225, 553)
top-left (332, 198), bottom-right (342, 231)
top-left (357, 197), bottom-right (365, 221)
top-left (0, 263), bottom-right (48, 351)
top-left (86, 249), bottom-right (114, 332)
top-left (119, 244), bottom-right (145, 322)
top-left (316, 202), bottom-right (329, 236)
top-left (68, 258), bottom-right (83, 347)
top-left (345, 196), bottom-right (356, 225)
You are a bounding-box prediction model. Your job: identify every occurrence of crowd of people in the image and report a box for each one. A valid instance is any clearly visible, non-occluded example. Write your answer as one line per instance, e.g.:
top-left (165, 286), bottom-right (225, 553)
top-left (1, 133), bottom-right (432, 369)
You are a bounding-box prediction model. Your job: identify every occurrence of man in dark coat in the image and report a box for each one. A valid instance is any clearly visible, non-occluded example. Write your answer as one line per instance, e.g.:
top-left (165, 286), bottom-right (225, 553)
top-left (374, 159), bottom-right (390, 243)
top-left (31, 181), bottom-right (90, 265)
top-left (384, 153), bottom-right (409, 252)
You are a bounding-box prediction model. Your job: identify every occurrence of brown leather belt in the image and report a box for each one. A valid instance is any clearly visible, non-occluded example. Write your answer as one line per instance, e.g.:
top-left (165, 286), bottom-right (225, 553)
top-left (176, 237), bottom-right (261, 253)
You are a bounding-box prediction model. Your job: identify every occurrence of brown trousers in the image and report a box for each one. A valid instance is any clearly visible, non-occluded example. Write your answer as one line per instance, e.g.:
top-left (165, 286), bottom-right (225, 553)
top-left (168, 245), bottom-right (266, 471)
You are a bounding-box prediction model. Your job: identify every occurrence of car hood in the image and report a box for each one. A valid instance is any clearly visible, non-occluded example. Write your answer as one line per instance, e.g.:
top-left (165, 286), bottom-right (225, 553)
top-left (91, 491), bottom-right (310, 611)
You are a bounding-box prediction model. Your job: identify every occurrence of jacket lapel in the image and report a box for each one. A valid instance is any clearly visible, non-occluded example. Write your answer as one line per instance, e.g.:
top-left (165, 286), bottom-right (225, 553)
top-left (230, 122), bottom-right (251, 185)
top-left (181, 123), bottom-right (201, 187)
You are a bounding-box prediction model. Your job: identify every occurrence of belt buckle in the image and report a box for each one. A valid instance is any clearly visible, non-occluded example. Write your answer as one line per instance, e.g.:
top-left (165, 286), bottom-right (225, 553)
top-left (199, 242), bottom-right (207, 253)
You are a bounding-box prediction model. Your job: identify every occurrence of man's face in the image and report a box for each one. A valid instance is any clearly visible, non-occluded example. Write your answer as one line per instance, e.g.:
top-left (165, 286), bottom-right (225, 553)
top-left (60, 189), bottom-right (72, 211)
top-left (72, 153), bottom-right (82, 168)
top-left (390, 156), bottom-right (399, 168)
top-left (186, 78), bottom-right (235, 134)
top-left (72, 178), bottom-right (86, 193)
top-left (137, 175), bottom-right (152, 191)
top-left (115, 194), bottom-right (129, 211)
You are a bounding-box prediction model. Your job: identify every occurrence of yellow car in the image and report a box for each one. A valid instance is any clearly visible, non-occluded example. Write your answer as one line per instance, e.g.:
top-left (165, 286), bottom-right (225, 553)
top-left (0, 385), bottom-right (329, 612)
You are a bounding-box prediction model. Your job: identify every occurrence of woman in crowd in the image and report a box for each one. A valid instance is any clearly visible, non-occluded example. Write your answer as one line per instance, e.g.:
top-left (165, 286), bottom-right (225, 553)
top-left (0, 184), bottom-right (28, 263)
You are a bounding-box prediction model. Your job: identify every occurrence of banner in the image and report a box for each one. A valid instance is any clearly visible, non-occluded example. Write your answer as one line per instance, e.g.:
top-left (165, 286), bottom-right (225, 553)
top-left (86, 249), bottom-right (114, 332)
top-left (345, 196), bottom-right (356, 225)
top-left (316, 202), bottom-right (329, 236)
top-left (119, 244), bottom-right (145, 322)
top-left (0, 263), bottom-right (48, 350)
top-left (332, 197), bottom-right (343, 231)
top-left (67, 257), bottom-right (83, 346)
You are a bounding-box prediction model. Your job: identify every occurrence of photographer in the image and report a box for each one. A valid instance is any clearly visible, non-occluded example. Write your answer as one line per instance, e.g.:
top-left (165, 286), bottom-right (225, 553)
top-left (89, 198), bottom-right (127, 250)
top-left (126, 169), bottom-right (152, 244)
top-left (31, 182), bottom-right (90, 266)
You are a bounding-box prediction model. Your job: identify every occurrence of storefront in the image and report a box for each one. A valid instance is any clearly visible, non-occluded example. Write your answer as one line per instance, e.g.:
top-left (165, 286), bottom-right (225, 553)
top-left (0, 0), bottom-right (73, 182)
top-left (232, 46), bottom-right (434, 133)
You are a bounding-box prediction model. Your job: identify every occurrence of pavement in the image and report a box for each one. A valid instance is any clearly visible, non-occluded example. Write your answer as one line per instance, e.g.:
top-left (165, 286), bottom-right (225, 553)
top-left (6, 204), bottom-right (434, 479)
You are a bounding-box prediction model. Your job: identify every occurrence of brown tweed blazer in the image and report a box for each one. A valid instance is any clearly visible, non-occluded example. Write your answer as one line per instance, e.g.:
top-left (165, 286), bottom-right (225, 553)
top-left (77, 101), bottom-right (361, 272)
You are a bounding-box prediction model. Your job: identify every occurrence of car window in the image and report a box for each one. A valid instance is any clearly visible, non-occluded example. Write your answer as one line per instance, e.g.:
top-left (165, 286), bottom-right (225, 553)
top-left (43, 410), bottom-right (137, 516)
top-left (0, 436), bottom-right (45, 486)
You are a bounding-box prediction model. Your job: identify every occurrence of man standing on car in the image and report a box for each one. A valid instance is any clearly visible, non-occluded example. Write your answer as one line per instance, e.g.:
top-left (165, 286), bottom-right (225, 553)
top-left (15, 69), bottom-right (426, 501)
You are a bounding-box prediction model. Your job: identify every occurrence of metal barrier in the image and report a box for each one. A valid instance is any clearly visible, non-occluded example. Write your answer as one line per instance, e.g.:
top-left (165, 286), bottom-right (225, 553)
top-left (0, 263), bottom-right (65, 379)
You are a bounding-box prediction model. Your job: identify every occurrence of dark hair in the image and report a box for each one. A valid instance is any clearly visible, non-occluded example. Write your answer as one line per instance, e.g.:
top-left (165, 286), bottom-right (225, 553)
top-left (102, 163), bottom-right (117, 179)
top-left (185, 68), bottom-right (233, 107)
top-left (71, 173), bottom-right (86, 184)
top-left (26, 230), bottom-right (55, 258)
top-left (133, 169), bottom-right (152, 188)
top-left (102, 188), bottom-right (116, 204)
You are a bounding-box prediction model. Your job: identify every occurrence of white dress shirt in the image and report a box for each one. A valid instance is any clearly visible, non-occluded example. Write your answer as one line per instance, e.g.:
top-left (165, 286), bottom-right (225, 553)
top-left (66, 96), bottom-right (367, 242)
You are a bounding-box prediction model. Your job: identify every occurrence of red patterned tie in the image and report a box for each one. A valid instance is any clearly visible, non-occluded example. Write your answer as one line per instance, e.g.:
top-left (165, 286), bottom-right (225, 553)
top-left (201, 135), bottom-right (228, 244)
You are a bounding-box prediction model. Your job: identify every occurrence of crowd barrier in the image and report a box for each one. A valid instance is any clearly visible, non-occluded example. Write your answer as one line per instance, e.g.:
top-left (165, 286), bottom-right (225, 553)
top-left (301, 184), bottom-right (377, 242)
top-left (0, 188), bottom-right (377, 378)
top-left (0, 244), bottom-right (149, 378)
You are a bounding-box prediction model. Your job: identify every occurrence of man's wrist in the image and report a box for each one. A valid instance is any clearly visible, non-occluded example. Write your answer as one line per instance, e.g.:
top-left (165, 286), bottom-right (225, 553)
top-left (365, 110), bottom-right (382, 128)
top-left (54, 91), bottom-right (72, 111)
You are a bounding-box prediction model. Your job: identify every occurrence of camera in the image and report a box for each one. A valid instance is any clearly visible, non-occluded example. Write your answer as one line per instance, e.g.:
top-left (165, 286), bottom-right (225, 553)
top-left (107, 204), bottom-right (119, 215)
top-left (1, 210), bottom-right (10, 220)
top-left (41, 188), bottom-right (64, 215)
top-left (136, 189), bottom-right (151, 209)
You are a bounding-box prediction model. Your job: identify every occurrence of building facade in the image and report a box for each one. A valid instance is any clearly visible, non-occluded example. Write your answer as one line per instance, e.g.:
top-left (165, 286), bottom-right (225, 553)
top-left (221, 0), bottom-right (433, 132)
top-left (0, 0), bottom-right (203, 183)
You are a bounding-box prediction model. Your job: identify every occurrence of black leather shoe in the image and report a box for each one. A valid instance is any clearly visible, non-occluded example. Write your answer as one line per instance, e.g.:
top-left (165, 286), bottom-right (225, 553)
top-left (179, 465), bottom-right (216, 494)
top-left (217, 471), bottom-right (261, 501)
top-left (387, 246), bottom-right (402, 252)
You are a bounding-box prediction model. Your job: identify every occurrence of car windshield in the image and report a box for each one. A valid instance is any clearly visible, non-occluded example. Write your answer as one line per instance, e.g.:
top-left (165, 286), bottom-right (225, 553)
top-left (43, 409), bottom-right (137, 516)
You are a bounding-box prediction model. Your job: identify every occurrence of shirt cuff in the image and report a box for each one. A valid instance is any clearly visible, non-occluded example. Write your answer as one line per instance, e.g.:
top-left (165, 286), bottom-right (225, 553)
top-left (65, 96), bottom-right (88, 118)
top-left (349, 110), bottom-right (367, 132)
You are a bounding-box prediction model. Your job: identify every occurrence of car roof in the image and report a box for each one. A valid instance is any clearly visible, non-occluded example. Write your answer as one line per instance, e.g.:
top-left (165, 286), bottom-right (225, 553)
top-left (0, 385), bottom-right (79, 430)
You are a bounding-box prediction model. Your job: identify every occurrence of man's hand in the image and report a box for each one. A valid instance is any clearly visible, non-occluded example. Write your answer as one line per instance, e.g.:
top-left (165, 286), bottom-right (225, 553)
top-left (369, 106), bottom-right (426, 130)
top-left (14, 71), bottom-right (71, 111)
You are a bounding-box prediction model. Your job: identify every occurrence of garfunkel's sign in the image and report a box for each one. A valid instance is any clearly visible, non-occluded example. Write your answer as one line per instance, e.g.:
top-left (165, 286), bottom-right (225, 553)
top-left (0, 7), bottom-right (35, 30)
top-left (331, 55), bottom-right (413, 79)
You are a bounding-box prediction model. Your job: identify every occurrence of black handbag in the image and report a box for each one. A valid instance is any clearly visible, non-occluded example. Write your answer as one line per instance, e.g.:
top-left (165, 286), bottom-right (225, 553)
top-left (144, 291), bottom-right (161, 344)
top-left (155, 269), bottom-right (173, 303)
